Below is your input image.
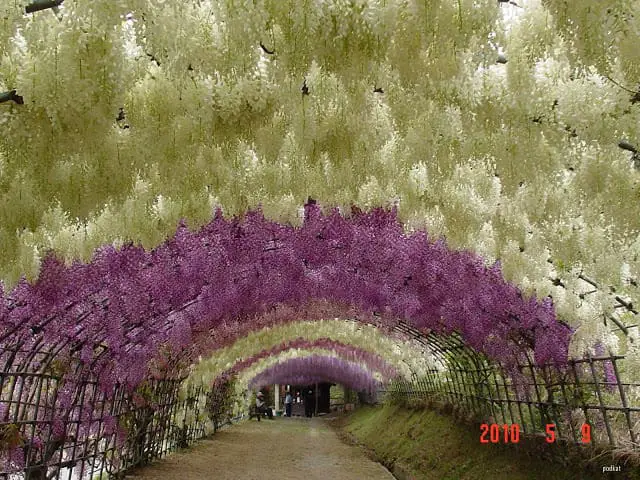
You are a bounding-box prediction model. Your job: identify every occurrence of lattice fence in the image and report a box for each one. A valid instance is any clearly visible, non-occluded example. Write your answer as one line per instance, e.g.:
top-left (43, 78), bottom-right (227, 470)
top-left (4, 318), bottom-right (640, 478)
top-left (382, 351), bottom-right (640, 450)
top-left (0, 346), bottom-right (228, 480)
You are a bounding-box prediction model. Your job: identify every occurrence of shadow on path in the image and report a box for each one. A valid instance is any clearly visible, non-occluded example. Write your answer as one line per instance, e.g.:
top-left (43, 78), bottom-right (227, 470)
top-left (126, 417), bottom-right (394, 480)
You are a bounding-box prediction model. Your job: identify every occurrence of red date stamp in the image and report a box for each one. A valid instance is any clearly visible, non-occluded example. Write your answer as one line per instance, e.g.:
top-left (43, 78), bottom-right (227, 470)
top-left (480, 423), bottom-right (591, 444)
top-left (479, 423), bottom-right (520, 443)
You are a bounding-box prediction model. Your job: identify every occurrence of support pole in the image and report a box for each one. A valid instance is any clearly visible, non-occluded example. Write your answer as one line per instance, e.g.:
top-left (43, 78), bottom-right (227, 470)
top-left (274, 384), bottom-right (279, 415)
top-left (315, 382), bottom-right (318, 416)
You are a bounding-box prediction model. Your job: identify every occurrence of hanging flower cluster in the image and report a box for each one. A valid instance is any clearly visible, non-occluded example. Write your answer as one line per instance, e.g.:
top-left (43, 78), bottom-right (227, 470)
top-left (222, 337), bottom-right (398, 380)
top-left (184, 319), bottom-right (437, 392)
top-left (0, 0), bottom-right (637, 366)
top-left (234, 348), bottom-right (387, 396)
top-left (0, 203), bottom-right (570, 399)
top-left (593, 341), bottom-right (617, 393)
top-left (247, 355), bottom-right (381, 394)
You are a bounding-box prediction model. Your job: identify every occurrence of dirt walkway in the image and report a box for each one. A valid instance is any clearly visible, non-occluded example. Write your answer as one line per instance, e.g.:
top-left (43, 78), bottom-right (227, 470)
top-left (126, 417), bottom-right (394, 480)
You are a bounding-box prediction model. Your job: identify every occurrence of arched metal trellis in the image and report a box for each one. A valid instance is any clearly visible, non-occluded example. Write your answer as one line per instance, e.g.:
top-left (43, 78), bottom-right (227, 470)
top-left (383, 321), bottom-right (640, 453)
top-left (0, 0), bottom-right (636, 476)
top-left (0, 282), bottom-right (214, 479)
top-left (2, 314), bottom-right (639, 479)
top-left (0, 334), bottom-right (216, 479)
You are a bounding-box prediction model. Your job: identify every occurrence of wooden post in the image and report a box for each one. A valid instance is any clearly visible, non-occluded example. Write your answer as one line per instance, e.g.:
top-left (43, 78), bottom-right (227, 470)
top-left (275, 384), bottom-right (280, 415)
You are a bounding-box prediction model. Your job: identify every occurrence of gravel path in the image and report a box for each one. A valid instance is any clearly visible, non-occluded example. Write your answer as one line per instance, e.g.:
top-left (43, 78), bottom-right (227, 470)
top-left (126, 417), bottom-right (394, 480)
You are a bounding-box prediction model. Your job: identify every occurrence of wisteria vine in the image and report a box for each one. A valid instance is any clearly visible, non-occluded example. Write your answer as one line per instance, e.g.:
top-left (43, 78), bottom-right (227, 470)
top-left (183, 319), bottom-right (437, 392)
top-left (221, 337), bottom-right (398, 381)
top-left (247, 355), bottom-right (381, 394)
top-left (0, 203), bottom-right (571, 396)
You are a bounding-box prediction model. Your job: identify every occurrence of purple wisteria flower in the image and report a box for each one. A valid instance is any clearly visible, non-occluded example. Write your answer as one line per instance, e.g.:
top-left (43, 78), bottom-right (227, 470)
top-left (0, 204), bottom-right (573, 454)
top-left (593, 342), bottom-right (617, 392)
top-left (224, 337), bottom-right (398, 380)
top-left (0, 204), bottom-right (570, 389)
top-left (248, 355), bottom-right (384, 393)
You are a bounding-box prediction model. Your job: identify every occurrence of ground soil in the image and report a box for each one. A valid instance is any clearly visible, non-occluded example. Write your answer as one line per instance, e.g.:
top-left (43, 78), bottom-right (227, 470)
top-left (126, 416), bottom-right (394, 480)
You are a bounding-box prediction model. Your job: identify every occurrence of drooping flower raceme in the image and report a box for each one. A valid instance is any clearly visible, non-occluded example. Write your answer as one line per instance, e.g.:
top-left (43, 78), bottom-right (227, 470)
top-left (223, 338), bottom-right (397, 380)
top-left (183, 319), bottom-right (438, 392)
top-left (1, 204), bottom-right (570, 397)
top-left (248, 355), bottom-right (381, 394)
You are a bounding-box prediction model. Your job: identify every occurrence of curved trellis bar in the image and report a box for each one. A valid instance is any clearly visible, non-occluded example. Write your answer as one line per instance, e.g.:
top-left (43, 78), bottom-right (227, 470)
top-left (247, 355), bottom-right (382, 394)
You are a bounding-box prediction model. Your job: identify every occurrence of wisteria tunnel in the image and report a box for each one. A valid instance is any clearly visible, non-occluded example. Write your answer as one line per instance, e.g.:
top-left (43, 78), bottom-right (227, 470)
top-left (1, 204), bottom-right (638, 478)
top-left (2, 0), bottom-right (640, 478)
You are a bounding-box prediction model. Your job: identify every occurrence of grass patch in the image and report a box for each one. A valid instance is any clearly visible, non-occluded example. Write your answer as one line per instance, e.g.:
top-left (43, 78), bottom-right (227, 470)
top-left (338, 404), bottom-right (640, 480)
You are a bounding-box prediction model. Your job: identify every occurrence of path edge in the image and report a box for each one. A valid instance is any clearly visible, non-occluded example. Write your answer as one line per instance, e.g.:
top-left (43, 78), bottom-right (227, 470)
top-left (327, 417), bottom-right (414, 480)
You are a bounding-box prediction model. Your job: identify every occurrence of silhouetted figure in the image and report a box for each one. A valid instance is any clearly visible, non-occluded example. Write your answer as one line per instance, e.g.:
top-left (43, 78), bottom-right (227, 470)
top-left (304, 388), bottom-right (315, 417)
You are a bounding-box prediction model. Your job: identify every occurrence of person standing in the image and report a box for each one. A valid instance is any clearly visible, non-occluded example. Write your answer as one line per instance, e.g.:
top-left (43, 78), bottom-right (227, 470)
top-left (304, 388), bottom-right (314, 417)
top-left (284, 391), bottom-right (293, 417)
